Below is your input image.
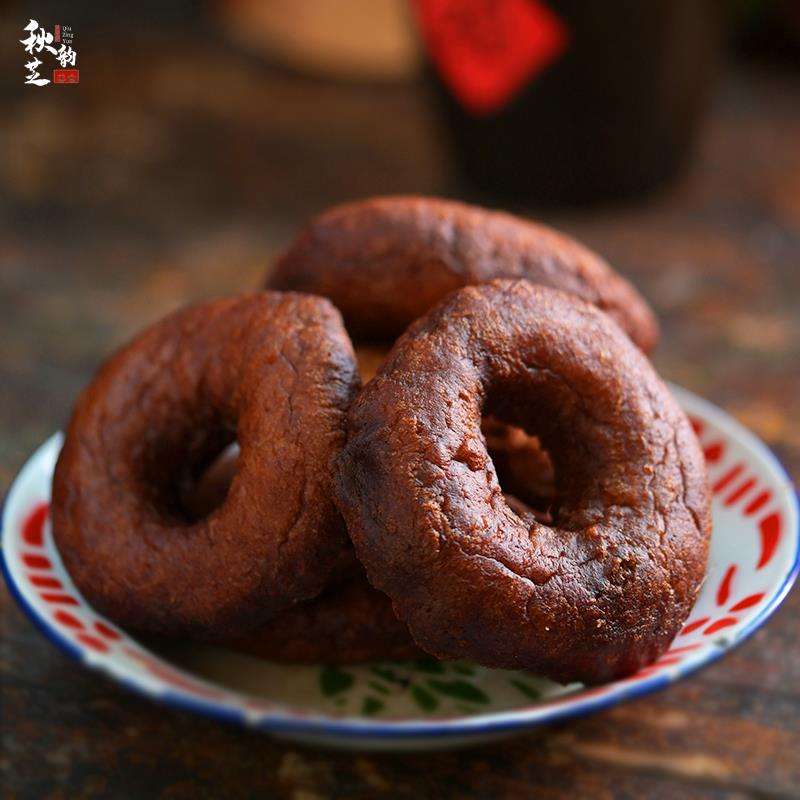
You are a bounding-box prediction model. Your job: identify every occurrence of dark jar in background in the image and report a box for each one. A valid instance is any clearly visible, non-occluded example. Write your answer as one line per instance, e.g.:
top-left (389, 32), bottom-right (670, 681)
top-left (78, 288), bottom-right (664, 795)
top-left (412, 0), bottom-right (724, 205)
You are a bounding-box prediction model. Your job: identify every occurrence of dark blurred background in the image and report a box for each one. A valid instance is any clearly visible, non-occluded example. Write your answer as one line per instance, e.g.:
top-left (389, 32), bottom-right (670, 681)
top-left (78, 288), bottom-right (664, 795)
top-left (2, 2), bottom-right (799, 797)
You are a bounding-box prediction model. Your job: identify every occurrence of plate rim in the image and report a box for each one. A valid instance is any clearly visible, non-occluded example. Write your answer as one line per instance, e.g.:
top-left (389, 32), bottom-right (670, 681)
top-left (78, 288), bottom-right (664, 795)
top-left (2, 385), bottom-right (798, 741)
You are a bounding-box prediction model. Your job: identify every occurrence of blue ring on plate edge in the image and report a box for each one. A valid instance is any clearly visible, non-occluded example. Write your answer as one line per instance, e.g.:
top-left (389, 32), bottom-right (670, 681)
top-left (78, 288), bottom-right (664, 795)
top-left (1, 472), bottom-right (798, 742)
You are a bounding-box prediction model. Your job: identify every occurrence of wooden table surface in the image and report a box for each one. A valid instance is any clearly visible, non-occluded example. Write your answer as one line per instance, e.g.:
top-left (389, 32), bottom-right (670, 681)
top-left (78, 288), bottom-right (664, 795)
top-left (1, 20), bottom-right (799, 800)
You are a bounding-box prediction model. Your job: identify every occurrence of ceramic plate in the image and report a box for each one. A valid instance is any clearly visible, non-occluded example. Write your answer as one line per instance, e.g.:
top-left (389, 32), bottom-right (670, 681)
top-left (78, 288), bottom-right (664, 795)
top-left (2, 386), bottom-right (797, 751)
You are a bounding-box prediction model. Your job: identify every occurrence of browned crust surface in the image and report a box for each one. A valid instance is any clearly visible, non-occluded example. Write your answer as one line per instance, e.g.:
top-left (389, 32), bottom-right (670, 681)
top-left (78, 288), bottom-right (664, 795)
top-left (188, 423), bottom-right (554, 664)
top-left (228, 578), bottom-right (423, 664)
top-left (336, 281), bottom-right (710, 684)
top-left (268, 195), bottom-right (658, 352)
top-left (226, 420), bottom-right (555, 664)
top-left (52, 292), bottom-right (359, 638)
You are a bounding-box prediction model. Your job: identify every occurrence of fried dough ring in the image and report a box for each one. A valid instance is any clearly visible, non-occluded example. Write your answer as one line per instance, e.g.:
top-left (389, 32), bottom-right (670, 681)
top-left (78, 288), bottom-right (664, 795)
top-left (228, 578), bottom-right (423, 664)
top-left (268, 195), bottom-right (658, 353)
top-left (52, 293), bottom-right (359, 638)
top-left (336, 281), bottom-right (710, 684)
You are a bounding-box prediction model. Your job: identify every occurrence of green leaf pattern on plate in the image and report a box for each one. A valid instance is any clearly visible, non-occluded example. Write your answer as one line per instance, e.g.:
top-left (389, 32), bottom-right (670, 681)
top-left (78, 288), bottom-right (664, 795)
top-left (319, 666), bottom-right (354, 696)
top-left (310, 660), bottom-right (575, 718)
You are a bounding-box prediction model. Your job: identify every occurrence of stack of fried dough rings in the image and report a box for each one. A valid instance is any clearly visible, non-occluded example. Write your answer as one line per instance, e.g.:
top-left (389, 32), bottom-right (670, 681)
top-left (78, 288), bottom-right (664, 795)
top-left (52, 196), bottom-right (711, 685)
